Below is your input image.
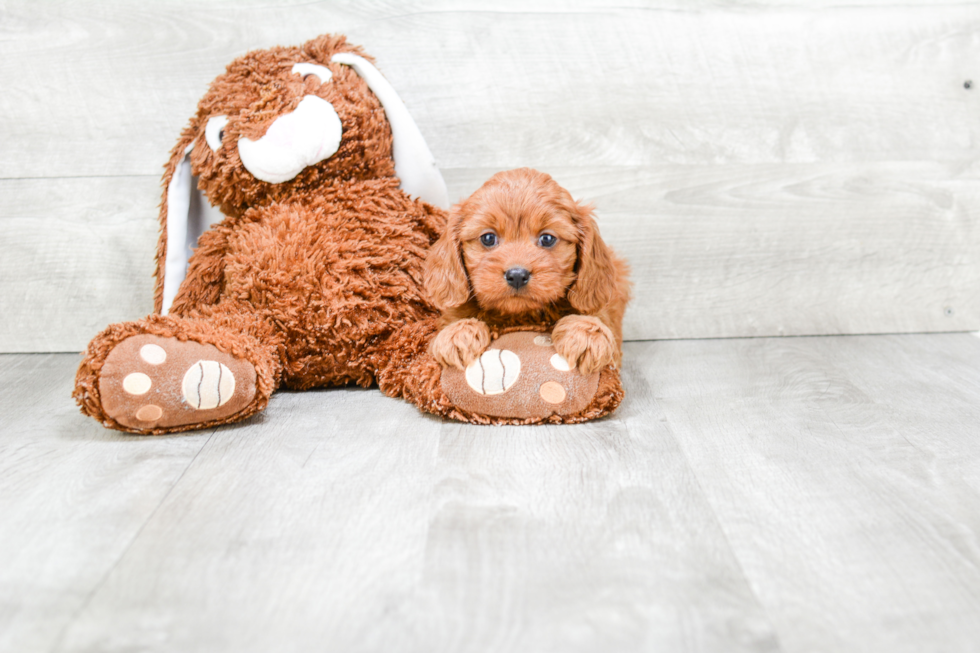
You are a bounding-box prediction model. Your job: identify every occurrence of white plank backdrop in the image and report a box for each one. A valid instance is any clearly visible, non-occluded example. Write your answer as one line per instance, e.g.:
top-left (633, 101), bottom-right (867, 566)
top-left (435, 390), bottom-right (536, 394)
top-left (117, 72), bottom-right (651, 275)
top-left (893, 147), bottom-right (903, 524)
top-left (1, 0), bottom-right (978, 351)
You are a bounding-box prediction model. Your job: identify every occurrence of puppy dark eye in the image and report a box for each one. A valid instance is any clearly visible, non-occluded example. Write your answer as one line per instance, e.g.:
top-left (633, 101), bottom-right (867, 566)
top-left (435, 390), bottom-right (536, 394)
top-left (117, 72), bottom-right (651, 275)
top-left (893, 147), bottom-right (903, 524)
top-left (537, 233), bottom-right (557, 248)
top-left (480, 233), bottom-right (498, 247)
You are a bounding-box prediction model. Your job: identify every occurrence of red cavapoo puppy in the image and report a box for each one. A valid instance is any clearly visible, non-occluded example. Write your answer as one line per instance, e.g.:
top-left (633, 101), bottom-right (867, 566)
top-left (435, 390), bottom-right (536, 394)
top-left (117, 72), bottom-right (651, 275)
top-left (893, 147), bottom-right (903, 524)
top-left (425, 168), bottom-right (630, 376)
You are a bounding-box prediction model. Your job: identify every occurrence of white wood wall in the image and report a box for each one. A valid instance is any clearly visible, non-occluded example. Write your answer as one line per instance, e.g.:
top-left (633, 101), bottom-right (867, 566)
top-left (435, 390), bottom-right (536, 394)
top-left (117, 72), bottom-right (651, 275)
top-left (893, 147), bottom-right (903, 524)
top-left (2, 1), bottom-right (978, 352)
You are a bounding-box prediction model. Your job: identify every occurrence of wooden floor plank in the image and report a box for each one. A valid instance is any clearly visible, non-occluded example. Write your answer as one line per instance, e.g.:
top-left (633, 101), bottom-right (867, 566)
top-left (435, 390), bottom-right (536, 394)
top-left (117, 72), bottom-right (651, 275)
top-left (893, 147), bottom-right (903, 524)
top-left (30, 357), bottom-right (773, 652)
top-left (645, 334), bottom-right (980, 653)
top-left (0, 354), bottom-right (212, 653)
top-left (5, 335), bottom-right (980, 651)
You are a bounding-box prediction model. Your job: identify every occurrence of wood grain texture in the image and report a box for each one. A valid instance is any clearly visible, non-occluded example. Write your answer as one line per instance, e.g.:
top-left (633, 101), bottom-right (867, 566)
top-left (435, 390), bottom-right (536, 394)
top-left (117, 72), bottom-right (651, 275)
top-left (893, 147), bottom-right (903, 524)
top-left (0, 177), bottom-right (159, 353)
top-left (0, 350), bottom-right (777, 653)
top-left (1, 0), bottom-right (978, 350)
top-left (1, 2), bottom-right (978, 177)
top-left (647, 333), bottom-right (980, 652)
top-left (0, 354), bottom-right (212, 653)
top-left (3, 333), bottom-right (980, 651)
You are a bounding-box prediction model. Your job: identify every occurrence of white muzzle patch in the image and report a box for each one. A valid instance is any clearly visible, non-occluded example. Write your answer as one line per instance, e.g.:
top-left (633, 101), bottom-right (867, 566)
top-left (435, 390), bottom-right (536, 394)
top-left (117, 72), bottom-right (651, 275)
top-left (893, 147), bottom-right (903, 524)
top-left (237, 95), bottom-right (342, 183)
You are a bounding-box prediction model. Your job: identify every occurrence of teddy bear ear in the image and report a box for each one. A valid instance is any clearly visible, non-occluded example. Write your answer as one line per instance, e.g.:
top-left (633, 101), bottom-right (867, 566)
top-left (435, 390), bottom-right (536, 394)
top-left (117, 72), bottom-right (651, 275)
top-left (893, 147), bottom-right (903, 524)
top-left (155, 140), bottom-right (226, 315)
top-left (331, 52), bottom-right (450, 210)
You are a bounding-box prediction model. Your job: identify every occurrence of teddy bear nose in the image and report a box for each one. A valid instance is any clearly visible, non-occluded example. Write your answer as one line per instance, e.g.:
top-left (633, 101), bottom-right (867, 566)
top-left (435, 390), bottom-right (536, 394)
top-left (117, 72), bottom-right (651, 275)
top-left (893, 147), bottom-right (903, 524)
top-left (505, 267), bottom-right (531, 289)
top-left (237, 95), bottom-right (343, 184)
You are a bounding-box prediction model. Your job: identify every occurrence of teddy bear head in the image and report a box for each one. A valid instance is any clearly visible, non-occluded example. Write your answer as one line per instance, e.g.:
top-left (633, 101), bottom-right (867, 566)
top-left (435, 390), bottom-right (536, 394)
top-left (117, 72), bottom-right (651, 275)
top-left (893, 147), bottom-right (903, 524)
top-left (182, 35), bottom-right (394, 214)
top-left (172, 34), bottom-right (447, 215)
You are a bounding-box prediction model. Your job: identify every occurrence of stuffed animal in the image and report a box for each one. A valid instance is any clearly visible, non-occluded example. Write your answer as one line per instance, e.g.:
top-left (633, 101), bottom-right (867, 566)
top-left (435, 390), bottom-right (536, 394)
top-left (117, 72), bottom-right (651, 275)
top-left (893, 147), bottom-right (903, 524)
top-left (72, 34), bottom-right (623, 433)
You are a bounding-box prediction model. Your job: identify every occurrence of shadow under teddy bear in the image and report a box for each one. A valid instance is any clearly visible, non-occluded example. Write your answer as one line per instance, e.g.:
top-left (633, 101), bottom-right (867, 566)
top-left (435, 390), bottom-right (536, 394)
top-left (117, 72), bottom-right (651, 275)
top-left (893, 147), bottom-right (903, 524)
top-left (72, 34), bottom-right (623, 433)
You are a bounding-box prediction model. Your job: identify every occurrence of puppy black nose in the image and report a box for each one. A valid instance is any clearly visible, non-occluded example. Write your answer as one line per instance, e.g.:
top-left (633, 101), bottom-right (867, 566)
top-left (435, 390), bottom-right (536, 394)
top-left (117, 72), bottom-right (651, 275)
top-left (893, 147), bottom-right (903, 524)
top-left (505, 267), bottom-right (531, 289)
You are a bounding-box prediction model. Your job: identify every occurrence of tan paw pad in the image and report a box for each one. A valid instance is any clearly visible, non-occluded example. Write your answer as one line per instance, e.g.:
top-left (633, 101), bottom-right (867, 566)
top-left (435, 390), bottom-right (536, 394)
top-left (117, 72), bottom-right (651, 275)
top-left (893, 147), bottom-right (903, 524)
top-left (539, 381), bottom-right (566, 404)
top-left (182, 360), bottom-right (236, 409)
top-left (465, 349), bottom-right (521, 395)
top-left (136, 404), bottom-right (163, 422)
top-left (122, 373), bottom-right (152, 395)
top-left (139, 343), bottom-right (167, 365)
top-left (549, 354), bottom-right (571, 372)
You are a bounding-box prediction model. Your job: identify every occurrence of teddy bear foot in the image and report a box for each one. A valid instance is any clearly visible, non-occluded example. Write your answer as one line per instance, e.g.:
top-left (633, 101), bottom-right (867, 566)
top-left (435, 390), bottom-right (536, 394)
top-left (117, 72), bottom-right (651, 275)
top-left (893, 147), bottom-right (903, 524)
top-left (97, 334), bottom-right (258, 431)
top-left (441, 331), bottom-right (602, 420)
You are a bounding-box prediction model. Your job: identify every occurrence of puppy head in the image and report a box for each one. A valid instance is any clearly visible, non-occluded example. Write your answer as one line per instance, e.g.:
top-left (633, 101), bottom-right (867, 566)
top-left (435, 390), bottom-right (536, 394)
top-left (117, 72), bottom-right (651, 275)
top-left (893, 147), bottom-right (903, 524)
top-left (425, 168), bottom-right (616, 315)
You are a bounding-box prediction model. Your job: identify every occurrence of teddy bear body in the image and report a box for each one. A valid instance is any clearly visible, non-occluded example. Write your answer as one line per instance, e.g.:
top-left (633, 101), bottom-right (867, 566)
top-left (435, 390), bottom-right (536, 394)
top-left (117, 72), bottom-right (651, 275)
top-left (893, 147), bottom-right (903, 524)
top-left (174, 180), bottom-right (443, 390)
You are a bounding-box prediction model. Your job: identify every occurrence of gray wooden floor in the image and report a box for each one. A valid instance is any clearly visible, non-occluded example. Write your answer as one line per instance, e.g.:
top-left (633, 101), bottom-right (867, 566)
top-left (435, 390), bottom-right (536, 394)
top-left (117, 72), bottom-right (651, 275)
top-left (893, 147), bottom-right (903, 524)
top-left (3, 333), bottom-right (980, 652)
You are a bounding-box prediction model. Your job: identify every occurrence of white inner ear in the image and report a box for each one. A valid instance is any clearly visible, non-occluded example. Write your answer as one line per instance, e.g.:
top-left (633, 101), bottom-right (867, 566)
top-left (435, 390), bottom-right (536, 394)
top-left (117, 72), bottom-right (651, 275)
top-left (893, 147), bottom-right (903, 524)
top-left (161, 144), bottom-right (226, 315)
top-left (291, 62), bottom-right (333, 84)
top-left (331, 52), bottom-right (449, 209)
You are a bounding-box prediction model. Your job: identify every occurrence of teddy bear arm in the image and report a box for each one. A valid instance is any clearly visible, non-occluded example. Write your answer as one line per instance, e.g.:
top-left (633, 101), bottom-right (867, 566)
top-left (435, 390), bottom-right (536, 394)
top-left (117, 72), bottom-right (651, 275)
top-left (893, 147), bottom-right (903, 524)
top-left (166, 225), bottom-right (236, 315)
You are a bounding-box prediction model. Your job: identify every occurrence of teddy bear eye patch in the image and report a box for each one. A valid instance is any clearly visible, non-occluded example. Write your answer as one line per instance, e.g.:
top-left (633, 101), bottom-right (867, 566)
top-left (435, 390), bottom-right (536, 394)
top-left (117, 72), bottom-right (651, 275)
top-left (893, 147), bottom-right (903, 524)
top-left (205, 115), bottom-right (228, 150)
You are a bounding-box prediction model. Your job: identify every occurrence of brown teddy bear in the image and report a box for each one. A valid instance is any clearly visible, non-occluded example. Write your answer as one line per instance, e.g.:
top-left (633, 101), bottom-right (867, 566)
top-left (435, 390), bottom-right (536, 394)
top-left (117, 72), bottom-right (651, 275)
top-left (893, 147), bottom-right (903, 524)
top-left (72, 34), bottom-right (623, 433)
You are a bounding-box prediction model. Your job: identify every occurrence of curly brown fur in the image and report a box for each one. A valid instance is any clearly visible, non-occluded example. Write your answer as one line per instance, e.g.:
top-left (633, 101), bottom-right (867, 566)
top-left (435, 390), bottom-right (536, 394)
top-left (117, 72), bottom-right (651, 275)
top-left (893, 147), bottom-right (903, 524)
top-left (80, 178), bottom-right (443, 426)
top-left (153, 34), bottom-right (391, 314)
top-left (424, 168), bottom-right (631, 376)
top-left (77, 34), bottom-right (445, 433)
top-left (77, 37), bottom-right (625, 433)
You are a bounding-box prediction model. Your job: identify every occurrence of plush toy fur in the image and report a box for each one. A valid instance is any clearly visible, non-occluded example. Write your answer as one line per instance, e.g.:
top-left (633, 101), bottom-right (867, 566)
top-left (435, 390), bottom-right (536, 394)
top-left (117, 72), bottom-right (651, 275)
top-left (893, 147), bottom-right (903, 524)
top-left (72, 34), bottom-right (623, 433)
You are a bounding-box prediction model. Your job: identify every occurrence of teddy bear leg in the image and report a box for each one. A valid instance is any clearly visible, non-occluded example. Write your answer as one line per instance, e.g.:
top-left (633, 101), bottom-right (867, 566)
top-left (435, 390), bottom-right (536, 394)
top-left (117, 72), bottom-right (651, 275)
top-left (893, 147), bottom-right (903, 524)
top-left (74, 311), bottom-right (282, 434)
top-left (371, 319), bottom-right (464, 420)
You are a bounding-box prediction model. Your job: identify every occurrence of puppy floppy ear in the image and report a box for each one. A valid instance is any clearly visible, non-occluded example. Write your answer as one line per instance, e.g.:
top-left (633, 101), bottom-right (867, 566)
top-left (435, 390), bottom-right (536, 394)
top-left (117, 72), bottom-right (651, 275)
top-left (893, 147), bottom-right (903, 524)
top-left (567, 201), bottom-right (617, 314)
top-left (424, 207), bottom-right (470, 310)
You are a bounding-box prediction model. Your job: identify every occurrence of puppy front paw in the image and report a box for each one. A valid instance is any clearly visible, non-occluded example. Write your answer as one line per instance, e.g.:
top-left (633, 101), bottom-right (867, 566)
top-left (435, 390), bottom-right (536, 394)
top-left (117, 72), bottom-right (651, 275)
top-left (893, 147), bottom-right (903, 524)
top-left (552, 315), bottom-right (617, 376)
top-left (430, 319), bottom-right (492, 369)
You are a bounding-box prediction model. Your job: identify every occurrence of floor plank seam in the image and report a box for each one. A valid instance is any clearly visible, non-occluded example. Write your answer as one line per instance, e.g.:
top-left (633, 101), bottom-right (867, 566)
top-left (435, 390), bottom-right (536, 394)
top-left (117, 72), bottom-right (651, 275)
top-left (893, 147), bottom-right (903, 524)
top-left (46, 429), bottom-right (218, 653)
top-left (0, 173), bottom-right (159, 182)
top-left (651, 416), bottom-right (788, 653)
top-left (5, 329), bottom-right (979, 357)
